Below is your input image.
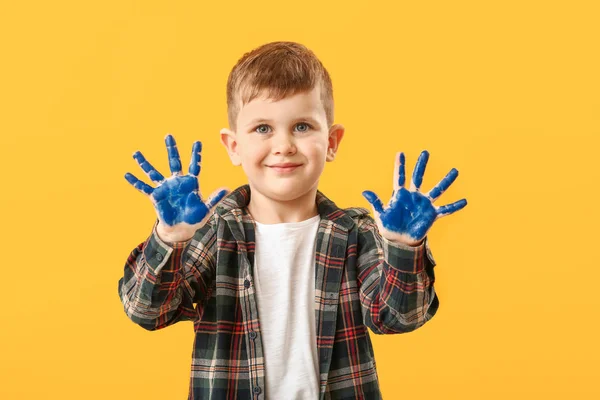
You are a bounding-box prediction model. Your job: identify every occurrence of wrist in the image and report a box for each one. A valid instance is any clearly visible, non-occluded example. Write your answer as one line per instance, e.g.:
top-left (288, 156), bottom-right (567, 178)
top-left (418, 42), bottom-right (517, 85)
top-left (156, 221), bottom-right (194, 244)
top-left (382, 234), bottom-right (424, 247)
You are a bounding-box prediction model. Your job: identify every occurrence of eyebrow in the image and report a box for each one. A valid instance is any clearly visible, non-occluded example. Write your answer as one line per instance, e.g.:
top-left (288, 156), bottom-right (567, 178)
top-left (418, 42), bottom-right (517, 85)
top-left (246, 116), bottom-right (321, 127)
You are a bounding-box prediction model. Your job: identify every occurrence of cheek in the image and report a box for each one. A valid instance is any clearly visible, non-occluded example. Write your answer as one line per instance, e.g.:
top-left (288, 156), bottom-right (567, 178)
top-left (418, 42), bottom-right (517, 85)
top-left (244, 144), bottom-right (269, 165)
top-left (307, 140), bottom-right (328, 159)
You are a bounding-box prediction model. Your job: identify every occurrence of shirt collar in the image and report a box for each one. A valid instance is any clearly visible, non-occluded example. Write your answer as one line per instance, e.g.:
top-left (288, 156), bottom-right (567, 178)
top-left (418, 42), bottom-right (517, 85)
top-left (214, 184), bottom-right (361, 232)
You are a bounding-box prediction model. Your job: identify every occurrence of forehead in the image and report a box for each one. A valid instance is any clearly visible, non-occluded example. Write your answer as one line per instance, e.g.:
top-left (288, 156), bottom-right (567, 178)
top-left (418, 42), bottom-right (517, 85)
top-left (237, 86), bottom-right (325, 125)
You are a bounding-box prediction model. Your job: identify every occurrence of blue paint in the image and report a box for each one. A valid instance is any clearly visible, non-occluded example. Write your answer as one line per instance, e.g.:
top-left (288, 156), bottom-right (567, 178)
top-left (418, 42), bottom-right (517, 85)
top-left (411, 150), bottom-right (428, 189)
top-left (436, 198), bottom-right (468, 217)
top-left (428, 168), bottom-right (459, 200)
top-left (189, 141), bottom-right (202, 177)
top-left (124, 172), bottom-right (154, 195)
top-left (363, 188), bottom-right (438, 241)
top-left (132, 151), bottom-right (165, 183)
top-left (363, 150), bottom-right (467, 242)
top-left (125, 134), bottom-right (228, 226)
top-left (396, 152), bottom-right (405, 190)
top-left (165, 134), bottom-right (183, 174)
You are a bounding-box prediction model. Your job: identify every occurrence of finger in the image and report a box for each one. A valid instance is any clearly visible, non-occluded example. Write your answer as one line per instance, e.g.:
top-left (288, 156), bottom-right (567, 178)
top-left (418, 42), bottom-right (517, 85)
top-left (435, 198), bottom-right (467, 218)
top-left (132, 151), bottom-right (165, 184)
top-left (165, 133), bottom-right (183, 175)
top-left (205, 188), bottom-right (230, 210)
top-left (393, 151), bottom-right (406, 192)
top-left (188, 141), bottom-right (202, 177)
top-left (362, 190), bottom-right (385, 214)
top-left (427, 168), bottom-right (459, 202)
top-left (410, 150), bottom-right (429, 192)
top-left (124, 172), bottom-right (154, 196)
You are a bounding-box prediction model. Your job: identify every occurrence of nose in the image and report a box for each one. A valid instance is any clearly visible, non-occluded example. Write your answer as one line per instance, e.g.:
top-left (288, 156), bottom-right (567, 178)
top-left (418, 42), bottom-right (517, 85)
top-left (271, 131), bottom-right (297, 155)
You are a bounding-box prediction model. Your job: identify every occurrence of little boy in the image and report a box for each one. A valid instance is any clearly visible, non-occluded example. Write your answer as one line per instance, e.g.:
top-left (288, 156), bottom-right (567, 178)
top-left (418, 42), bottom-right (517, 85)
top-left (119, 41), bottom-right (467, 399)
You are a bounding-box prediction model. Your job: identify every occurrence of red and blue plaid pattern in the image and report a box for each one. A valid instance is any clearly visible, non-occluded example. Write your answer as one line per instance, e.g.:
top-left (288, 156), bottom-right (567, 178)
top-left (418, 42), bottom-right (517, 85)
top-left (118, 184), bottom-right (438, 399)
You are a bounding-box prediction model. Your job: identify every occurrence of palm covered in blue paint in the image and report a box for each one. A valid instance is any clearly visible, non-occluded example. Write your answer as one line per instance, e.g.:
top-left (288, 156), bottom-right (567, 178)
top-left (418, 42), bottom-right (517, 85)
top-left (125, 134), bottom-right (229, 242)
top-left (362, 151), bottom-right (467, 247)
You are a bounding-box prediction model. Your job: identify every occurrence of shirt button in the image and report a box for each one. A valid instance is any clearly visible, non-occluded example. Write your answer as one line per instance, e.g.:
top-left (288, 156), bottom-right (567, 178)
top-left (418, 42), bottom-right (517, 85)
top-left (249, 331), bottom-right (257, 340)
top-left (156, 253), bottom-right (163, 261)
top-left (253, 386), bottom-right (261, 394)
top-left (244, 279), bottom-right (250, 288)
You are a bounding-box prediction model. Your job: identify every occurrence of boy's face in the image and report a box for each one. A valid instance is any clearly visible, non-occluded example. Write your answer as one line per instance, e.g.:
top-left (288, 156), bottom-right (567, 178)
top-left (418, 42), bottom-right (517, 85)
top-left (220, 85), bottom-right (344, 202)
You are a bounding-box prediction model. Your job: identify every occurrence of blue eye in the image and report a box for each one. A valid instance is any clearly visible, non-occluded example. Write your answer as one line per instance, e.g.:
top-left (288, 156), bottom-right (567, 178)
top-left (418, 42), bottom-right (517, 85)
top-left (254, 122), bottom-right (313, 134)
top-left (296, 122), bottom-right (311, 132)
top-left (256, 125), bottom-right (270, 134)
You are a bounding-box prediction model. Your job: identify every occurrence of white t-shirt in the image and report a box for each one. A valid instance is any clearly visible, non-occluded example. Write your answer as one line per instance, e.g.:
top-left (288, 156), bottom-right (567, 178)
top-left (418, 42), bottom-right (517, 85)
top-left (252, 214), bottom-right (321, 400)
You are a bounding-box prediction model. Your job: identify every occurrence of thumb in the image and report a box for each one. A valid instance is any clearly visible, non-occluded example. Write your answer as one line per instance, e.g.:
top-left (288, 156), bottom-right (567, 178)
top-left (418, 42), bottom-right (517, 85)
top-left (362, 190), bottom-right (385, 214)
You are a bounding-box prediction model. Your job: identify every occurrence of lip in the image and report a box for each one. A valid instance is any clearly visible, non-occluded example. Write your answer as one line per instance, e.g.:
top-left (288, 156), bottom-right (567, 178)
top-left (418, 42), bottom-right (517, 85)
top-left (268, 164), bottom-right (302, 173)
top-left (269, 163), bottom-right (302, 168)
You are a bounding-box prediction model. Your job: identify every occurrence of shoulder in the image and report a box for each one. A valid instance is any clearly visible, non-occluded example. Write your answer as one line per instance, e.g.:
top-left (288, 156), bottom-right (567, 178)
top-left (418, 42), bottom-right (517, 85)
top-left (343, 206), bottom-right (370, 219)
top-left (342, 207), bottom-right (376, 231)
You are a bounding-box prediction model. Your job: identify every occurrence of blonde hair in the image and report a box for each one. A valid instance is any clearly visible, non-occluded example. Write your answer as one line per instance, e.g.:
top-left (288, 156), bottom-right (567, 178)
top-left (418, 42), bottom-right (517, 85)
top-left (226, 41), bottom-right (334, 132)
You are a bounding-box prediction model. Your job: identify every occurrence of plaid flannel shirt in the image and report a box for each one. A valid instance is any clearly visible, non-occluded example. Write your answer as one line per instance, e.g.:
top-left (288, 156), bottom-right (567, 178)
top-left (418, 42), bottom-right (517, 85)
top-left (118, 184), bottom-right (438, 399)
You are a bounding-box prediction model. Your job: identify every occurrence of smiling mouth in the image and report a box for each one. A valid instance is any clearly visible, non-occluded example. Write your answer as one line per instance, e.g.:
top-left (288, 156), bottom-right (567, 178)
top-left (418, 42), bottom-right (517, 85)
top-left (268, 165), bottom-right (302, 172)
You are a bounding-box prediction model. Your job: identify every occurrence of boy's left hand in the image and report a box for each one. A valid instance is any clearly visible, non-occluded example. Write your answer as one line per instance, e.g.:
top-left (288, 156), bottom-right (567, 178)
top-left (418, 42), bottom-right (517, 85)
top-left (362, 151), bottom-right (467, 247)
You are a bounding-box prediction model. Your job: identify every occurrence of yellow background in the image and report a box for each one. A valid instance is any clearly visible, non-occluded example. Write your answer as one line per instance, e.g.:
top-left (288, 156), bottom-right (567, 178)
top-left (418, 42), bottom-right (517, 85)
top-left (1, 0), bottom-right (598, 398)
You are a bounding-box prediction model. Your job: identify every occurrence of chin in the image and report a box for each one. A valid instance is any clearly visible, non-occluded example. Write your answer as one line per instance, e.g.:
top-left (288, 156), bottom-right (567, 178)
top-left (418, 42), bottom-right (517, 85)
top-left (257, 180), bottom-right (315, 202)
top-left (269, 184), bottom-right (306, 200)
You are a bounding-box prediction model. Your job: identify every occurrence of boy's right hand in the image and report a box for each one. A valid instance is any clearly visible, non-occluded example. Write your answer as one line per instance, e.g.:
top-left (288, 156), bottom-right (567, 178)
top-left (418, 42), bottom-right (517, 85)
top-left (125, 134), bottom-right (229, 243)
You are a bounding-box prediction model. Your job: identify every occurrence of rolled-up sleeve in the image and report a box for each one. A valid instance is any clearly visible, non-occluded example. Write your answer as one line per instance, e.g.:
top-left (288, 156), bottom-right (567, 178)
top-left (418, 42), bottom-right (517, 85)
top-left (356, 214), bottom-right (439, 334)
top-left (118, 214), bottom-right (218, 331)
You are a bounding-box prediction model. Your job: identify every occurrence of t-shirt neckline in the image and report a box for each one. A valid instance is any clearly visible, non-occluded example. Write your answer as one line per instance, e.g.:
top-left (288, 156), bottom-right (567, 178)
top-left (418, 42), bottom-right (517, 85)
top-left (254, 214), bottom-right (321, 228)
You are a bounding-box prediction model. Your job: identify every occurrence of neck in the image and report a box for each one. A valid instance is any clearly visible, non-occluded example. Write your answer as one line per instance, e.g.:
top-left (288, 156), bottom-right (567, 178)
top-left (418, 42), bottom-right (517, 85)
top-left (246, 184), bottom-right (319, 224)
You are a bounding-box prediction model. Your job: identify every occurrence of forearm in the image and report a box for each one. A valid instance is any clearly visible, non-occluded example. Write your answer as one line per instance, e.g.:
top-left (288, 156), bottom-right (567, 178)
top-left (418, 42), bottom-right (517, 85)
top-left (118, 224), bottom-right (196, 331)
top-left (358, 217), bottom-right (439, 334)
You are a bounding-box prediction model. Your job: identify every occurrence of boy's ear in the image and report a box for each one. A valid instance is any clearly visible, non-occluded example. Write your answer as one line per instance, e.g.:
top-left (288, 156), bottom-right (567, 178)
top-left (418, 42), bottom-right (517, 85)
top-left (220, 128), bottom-right (242, 166)
top-left (326, 124), bottom-right (345, 162)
